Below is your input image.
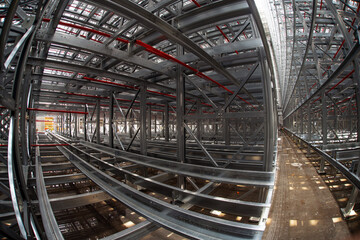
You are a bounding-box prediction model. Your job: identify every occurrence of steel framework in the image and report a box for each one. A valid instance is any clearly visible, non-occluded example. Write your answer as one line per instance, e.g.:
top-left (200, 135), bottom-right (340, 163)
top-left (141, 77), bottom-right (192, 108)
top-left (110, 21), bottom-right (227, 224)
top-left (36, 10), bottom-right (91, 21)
top-left (0, 0), bottom-right (281, 239)
top-left (270, 0), bottom-right (360, 219)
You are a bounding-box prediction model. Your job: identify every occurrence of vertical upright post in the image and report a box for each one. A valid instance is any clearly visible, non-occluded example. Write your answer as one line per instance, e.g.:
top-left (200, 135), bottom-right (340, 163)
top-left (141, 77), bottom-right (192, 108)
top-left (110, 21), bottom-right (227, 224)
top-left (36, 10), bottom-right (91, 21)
top-left (340, 59), bottom-right (360, 217)
top-left (63, 114), bottom-right (65, 135)
top-left (260, 48), bottom-right (274, 172)
top-left (321, 90), bottom-right (327, 146)
top-left (129, 110), bottom-right (133, 139)
top-left (165, 101), bottom-right (169, 142)
top-left (176, 44), bottom-right (186, 190)
top-left (66, 113), bottom-right (68, 136)
top-left (296, 111), bottom-right (300, 133)
top-left (69, 113), bottom-right (71, 137)
top-left (196, 100), bottom-right (202, 141)
top-left (74, 113), bottom-right (77, 139)
top-left (84, 106), bottom-right (87, 141)
top-left (334, 107), bottom-right (338, 131)
top-left (154, 115), bottom-right (157, 135)
top-left (147, 105), bottom-right (151, 140)
top-left (300, 108), bottom-right (304, 148)
top-left (140, 84), bottom-right (147, 155)
top-left (354, 60), bottom-right (360, 142)
top-left (307, 104), bottom-right (312, 156)
top-left (341, 146), bottom-right (360, 216)
top-left (96, 98), bottom-right (101, 144)
top-left (224, 94), bottom-right (230, 145)
top-left (319, 90), bottom-right (327, 173)
top-left (103, 112), bottom-right (106, 135)
top-left (60, 115), bottom-right (62, 134)
top-left (109, 92), bottom-right (114, 148)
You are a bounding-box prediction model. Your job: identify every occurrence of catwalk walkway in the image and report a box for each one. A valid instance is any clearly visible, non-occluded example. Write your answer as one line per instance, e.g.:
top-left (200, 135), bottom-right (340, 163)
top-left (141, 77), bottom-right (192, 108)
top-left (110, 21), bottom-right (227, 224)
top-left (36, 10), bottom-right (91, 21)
top-left (263, 133), bottom-right (350, 240)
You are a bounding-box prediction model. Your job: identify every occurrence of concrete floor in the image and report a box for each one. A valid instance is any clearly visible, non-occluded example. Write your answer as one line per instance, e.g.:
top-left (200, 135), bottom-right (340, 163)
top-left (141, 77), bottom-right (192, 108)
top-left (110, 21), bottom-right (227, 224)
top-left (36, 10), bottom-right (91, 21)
top-left (263, 133), bottom-right (351, 240)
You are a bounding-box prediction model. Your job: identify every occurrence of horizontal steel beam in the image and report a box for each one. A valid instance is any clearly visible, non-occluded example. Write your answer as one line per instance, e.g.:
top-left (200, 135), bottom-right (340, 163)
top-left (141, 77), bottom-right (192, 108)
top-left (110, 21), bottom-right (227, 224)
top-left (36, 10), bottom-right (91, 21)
top-left (284, 41), bottom-right (360, 119)
top-left (66, 142), bottom-right (268, 217)
top-left (283, 127), bottom-right (360, 190)
top-left (79, 139), bottom-right (274, 187)
top-left (56, 142), bottom-right (265, 240)
top-left (36, 32), bottom-right (173, 78)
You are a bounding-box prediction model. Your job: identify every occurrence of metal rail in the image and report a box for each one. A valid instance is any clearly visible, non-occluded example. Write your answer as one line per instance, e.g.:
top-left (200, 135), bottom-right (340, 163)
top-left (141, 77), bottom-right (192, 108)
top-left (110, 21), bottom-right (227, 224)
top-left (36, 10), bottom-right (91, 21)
top-left (56, 142), bottom-right (265, 240)
top-left (283, 127), bottom-right (360, 190)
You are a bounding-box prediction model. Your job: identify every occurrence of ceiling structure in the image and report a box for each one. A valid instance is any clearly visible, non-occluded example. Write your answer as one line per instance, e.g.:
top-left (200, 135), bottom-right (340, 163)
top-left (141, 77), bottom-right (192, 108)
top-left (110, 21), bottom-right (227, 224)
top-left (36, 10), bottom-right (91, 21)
top-left (0, 0), bottom-right (359, 239)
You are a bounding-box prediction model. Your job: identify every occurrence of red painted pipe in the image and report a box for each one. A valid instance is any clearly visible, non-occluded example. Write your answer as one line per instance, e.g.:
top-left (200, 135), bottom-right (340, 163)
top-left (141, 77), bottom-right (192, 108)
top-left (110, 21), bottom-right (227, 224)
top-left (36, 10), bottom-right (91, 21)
top-left (321, 3), bottom-right (359, 77)
top-left (313, 69), bottom-right (354, 104)
top-left (42, 17), bottom-right (256, 109)
top-left (191, 0), bottom-right (201, 7)
top-left (216, 26), bottom-right (230, 42)
top-left (326, 69), bottom-right (354, 94)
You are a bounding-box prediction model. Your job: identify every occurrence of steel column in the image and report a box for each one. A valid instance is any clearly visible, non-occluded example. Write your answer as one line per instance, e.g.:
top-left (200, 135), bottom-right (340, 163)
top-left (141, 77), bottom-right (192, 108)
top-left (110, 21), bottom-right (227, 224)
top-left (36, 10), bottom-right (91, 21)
top-left (140, 85), bottom-right (147, 155)
top-left (196, 100), bottom-right (202, 141)
top-left (109, 92), bottom-right (114, 148)
top-left (84, 106), bottom-right (87, 141)
top-left (176, 44), bottom-right (186, 190)
top-left (147, 105), bottom-right (151, 140)
top-left (319, 90), bottom-right (327, 173)
top-left (74, 113), bottom-right (77, 139)
top-left (164, 102), bottom-right (169, 142)
top-left (96, 98), bottom-right (101, 144)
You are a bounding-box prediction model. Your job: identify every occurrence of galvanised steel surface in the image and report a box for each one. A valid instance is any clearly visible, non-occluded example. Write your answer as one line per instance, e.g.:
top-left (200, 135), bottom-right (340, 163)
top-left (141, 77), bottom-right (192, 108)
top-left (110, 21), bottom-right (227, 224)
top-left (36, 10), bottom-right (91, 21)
top-left (269, 0), bottom-right (360, 218)
top-left (0, 0), bottom-right (279, 239)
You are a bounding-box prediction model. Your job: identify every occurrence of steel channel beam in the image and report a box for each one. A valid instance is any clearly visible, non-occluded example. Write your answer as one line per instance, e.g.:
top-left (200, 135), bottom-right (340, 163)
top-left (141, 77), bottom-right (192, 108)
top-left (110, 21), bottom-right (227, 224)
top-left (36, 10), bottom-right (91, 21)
top-left (36, 32), bottom-right (172, 78)
top-left (35, 146), bottom-right (64, 240)
top-left (28, 58), bottom-right (199, 100)
top-left (140, 85), bottom-right (147, 155)
top-left (85, 0), bottom-right (251, 89)
top-left (64, 142), bottom-right (269, 217)
top-left (283, 127), bottom-right (360, 190)
top-left (77, 139), bottom-right (274, 187)
top-left (56, 143), bottom-right (265, 240)
top-left (284, 41), bottom-right (360, 120)
top-left (283, 0), bottom-right (318, 113)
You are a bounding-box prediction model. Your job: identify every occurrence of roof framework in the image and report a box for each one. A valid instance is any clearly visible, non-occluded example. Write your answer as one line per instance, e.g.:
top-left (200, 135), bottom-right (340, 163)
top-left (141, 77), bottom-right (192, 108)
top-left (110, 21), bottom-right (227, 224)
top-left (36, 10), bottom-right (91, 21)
top-left (2, 0), bottom-right (359, 239)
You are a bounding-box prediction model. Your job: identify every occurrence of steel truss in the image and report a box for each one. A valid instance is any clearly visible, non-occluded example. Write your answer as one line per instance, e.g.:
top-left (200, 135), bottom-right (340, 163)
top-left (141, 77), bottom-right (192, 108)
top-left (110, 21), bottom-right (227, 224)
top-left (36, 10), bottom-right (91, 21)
top-left (0, 0), bottom-right (278, 239)
top-left (271, 0), bottom-right (360, 218)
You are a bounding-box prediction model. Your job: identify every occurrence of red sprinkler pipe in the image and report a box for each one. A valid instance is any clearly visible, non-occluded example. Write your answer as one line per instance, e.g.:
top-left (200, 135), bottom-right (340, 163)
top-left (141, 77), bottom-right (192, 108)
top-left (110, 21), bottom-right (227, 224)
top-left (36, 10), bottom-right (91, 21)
top-left (190, 0), bottom-right (201, 7)
top-left (216, 26), bottom-right (230, 42)
top-left (321, 3), bottom-right (359, 77)
top-left (136, 40), bottom-right (257, 109)
top-left (42, 18), bottom-right (256, 109)
top-left (312, 69), bottom-right (354, 104)
top-left (326, 69), bottom-right (354, 94)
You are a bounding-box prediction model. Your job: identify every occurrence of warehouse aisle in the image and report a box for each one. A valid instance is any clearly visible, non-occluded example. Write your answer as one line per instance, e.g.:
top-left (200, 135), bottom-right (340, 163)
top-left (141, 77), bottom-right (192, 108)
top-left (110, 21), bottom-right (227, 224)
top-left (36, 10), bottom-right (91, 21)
top-left (263, 133), bottom-right (350, 240)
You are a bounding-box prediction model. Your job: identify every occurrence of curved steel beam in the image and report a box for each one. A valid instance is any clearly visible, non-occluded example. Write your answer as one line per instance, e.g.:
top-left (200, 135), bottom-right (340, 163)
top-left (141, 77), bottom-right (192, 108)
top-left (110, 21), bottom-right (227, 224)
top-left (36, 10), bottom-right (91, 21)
top-left (36, 32), bottom-right (173, 78)
top-left (283, 0), bottom-right (318, 113)
top-left (28, 58), bottom-right (199, 100)
top-left (84, 0), bottom-right (250, 88)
